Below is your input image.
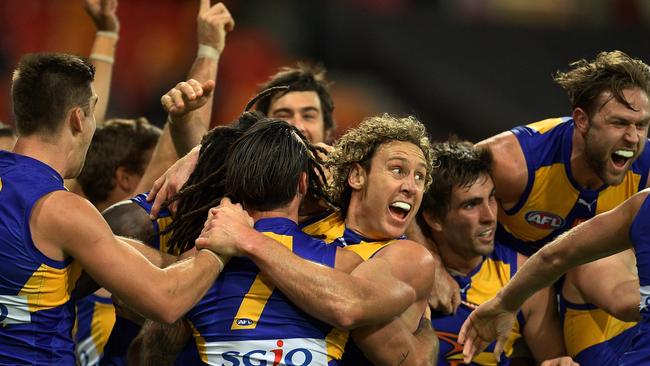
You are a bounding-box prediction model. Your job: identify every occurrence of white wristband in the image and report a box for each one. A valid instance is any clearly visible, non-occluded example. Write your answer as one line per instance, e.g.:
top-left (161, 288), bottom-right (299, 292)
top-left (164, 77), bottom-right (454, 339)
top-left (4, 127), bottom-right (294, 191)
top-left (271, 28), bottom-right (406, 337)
top-left (197, 44), bottom-right (220, 61)
top-left (200, 249), bottom-right (225, 273)
top-left (89, 53), bottom-right (115, 64)
top-left (96, 30), bottom-right (119, 41)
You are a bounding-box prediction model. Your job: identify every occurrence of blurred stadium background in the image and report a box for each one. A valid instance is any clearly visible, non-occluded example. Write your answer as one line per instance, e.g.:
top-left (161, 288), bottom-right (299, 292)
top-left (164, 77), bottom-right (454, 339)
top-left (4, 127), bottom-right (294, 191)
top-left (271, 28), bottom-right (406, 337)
top-left (1, 0), bottom-right (650, 141)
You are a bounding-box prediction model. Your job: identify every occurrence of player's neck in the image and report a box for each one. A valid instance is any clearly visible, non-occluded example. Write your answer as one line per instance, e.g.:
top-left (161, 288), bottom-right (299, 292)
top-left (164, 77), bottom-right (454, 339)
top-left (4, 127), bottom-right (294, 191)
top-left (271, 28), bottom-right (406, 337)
top-left (248, 195), bottom-right (301, 224)
top-left (13, 135), bottom-right (70, 178)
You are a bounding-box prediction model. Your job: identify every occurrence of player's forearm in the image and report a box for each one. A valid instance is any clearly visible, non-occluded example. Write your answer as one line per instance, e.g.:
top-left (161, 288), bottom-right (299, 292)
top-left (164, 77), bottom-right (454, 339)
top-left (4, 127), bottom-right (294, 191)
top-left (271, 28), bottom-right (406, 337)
top-left (241, 230), bottom-right (414, 329)
top-left (89, 32), bottom-right (118, 124)
top-left (119, 236), bottom-right (170, 268)
top-left (156, 249), bottom-right (222, 323)
top-left (134, 123), bottom-right (179, 194)
top-left (355, 318), bottom-right (437, 366)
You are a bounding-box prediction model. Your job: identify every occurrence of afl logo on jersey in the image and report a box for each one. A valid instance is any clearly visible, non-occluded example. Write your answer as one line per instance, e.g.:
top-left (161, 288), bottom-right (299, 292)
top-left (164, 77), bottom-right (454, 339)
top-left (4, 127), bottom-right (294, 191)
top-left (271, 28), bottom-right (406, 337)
top-left (236, 318), bottom-right (254, 326)
top-left (525, 211), bottom-right (564, 229)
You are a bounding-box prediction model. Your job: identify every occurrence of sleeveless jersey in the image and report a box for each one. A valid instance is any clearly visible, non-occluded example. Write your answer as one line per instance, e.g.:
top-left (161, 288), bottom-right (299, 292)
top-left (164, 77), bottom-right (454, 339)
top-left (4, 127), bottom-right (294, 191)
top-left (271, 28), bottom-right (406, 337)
top-left (0, 151), bottom-right (83, 364)
top-left (605, 191), bottom-right (650, 365)
top-left (303, 212), bottom-right (398, 365)
top-left (497, 117), bottom-right (650, 256)
top-left (187, 217), bottom-right (343, 366)
top-left (99, 193), bottom-right (203, 366)
top-left (559, 294), bottom-right (636, 364)
top-left (74, 294), bottom-right (115, 366)
top-left (433, 243), bottom-right (524, 366)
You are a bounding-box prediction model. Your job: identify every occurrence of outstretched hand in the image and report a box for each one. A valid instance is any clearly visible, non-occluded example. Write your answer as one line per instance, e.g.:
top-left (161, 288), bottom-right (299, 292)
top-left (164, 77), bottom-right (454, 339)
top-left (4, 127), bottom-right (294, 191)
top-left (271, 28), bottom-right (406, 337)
top-left (197, 0), bottom-right (235, 54)
top-left (195, 198), bottom-right (254, 257)
top-left (84, 0), bottom-right (120, 32)
top-left (458, 297), bottom-right (515, 364)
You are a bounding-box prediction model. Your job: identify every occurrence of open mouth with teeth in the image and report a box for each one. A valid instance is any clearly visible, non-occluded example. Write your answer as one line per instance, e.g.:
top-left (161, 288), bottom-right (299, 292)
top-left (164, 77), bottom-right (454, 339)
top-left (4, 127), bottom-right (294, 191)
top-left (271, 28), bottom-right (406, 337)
top-left (611, 149), bottom-right (634, 169)
top-left (389, 202), bottom-right (412, 220)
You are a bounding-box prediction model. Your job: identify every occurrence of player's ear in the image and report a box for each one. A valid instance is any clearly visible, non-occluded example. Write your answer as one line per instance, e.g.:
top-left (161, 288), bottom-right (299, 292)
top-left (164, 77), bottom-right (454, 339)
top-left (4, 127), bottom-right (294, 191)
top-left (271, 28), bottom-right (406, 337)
top-left (298, 172), bottom-right (308, 196)
top-left (573, 108), bottom-right (590, 134)
top-left (422, 210), bottom-right (443, 232)
top-left (347, 163), bottom-right (366, 190)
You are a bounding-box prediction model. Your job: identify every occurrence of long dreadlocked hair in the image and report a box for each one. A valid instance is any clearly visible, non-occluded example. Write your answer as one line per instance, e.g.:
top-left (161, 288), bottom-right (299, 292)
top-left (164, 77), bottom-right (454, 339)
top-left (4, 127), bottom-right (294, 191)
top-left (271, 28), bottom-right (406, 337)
top-left (161, 114), bottom-right (333, 254)
top-left (160, 111), bottom-right (259, 254)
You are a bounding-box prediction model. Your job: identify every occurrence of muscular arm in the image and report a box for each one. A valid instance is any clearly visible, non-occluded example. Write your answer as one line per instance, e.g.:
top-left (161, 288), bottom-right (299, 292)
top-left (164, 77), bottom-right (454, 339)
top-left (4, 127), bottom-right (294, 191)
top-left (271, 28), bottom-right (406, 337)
top-left (496, 191), bottom-right (643, 313)
top-left (518, 254), bottom-right (569, 362)
top-left (406, 219), bottom-right (460, 314)
top-left (565, 250), bottom-right (640, 322)
top-left (475, 132), bottom-right (527, 210)
top-left (352, 314), bottom-right (437, 366)
top-left (32, 191), bottom-right (222, 324)
top-left (129, 318), bottom-right (192, 366)
top-left (459, 190), bottom-right (647, 361)
top-left (237, 229), bottom-right (419, 329)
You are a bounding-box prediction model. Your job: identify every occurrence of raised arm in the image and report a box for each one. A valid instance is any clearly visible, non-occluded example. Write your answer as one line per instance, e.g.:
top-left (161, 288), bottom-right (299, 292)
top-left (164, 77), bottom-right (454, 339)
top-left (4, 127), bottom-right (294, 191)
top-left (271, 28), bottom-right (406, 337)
top-left (84, 0), bottom-right (120, 125)
top-left (33, 190), bottom-right (223, 324)
top-left (459, 190), bottom-right (647, 362)
top-left (196, 198), bottom-right (425, 329)
top-left (169, 0), bottom-right (234, 156)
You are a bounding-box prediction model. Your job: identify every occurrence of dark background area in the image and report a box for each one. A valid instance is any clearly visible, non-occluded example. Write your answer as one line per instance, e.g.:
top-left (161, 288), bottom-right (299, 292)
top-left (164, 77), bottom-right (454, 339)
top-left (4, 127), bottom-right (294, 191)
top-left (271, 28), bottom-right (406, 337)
top-left (1, 0), bottom-right (649, 141)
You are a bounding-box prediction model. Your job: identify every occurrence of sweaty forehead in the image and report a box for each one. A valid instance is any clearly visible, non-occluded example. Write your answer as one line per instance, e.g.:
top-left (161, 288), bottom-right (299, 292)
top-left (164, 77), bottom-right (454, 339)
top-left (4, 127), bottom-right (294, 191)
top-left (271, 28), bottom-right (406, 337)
top-left (374, 140), bottom-right (426, 166)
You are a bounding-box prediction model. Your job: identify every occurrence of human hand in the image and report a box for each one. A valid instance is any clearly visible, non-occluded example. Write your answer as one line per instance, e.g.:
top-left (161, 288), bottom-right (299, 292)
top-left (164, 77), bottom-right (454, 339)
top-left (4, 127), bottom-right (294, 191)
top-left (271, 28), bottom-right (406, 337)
top-left (197, 0), bottom-right (235, 54)
top-left (195, 197), bottom-right (254, 257)
top-left (147, 145), bottom-right (200, 218)
top-left (541, 357), bottom-right (580, 366)
top-left (429, 265), bottom-right (461, 315)
top-left (458, 296), bottom-right (515, 364)
top-left (84, 0), bottom-right (120, 32)
top-left (161, 79), bottom-right (215, 119)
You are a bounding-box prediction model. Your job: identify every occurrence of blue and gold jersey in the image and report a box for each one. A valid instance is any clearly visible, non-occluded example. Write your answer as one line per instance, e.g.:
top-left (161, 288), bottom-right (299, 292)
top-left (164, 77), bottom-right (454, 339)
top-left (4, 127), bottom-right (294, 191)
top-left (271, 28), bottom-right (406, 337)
top-left (74, 294), bottom-right (115, 366)
top-left (303, 212), bottom-right (399, 366)
top-left (559, 295), bottom-right (636, 364)
top-left (187, 217), bottom-right (342, 366)
top-left (0, 151), bottom-right (83, 364)
top-left (100, 193), bottom-right (203, 366)
top-left (433, 243), bottom-right (523, 366)
top-left (633, 191), bottom-right (650, 320)
top-left (497, 117), bottom-right (650, 256)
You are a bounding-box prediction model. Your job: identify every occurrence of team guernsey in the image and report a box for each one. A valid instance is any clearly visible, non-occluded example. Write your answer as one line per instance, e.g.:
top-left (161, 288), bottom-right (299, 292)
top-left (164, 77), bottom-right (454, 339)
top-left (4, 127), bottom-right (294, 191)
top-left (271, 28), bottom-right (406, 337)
top-left (497, 117), bottom-right (650, 256)
top-left (619, 191), bottom-right (650, 365)
top-left (0, 151), bottom-right (83, 364)
top-left (99, 193), bottom-right (203, 366)
top-left (302, 212), bottom-right (398, 366)
top-left (432, 242), bottom-right (524, 366)
top-left (74, 293), bottom-right (115, 366)
top-left (187, 217), bottom-right (344, 366)
top-left (559, 294), bottom-right (637, 364)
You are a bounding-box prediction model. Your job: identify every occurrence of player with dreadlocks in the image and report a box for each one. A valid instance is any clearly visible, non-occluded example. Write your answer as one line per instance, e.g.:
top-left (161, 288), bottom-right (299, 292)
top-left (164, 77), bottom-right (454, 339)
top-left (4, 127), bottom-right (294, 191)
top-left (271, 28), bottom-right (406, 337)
top-left (162, 114), bottom-right (439, 366)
